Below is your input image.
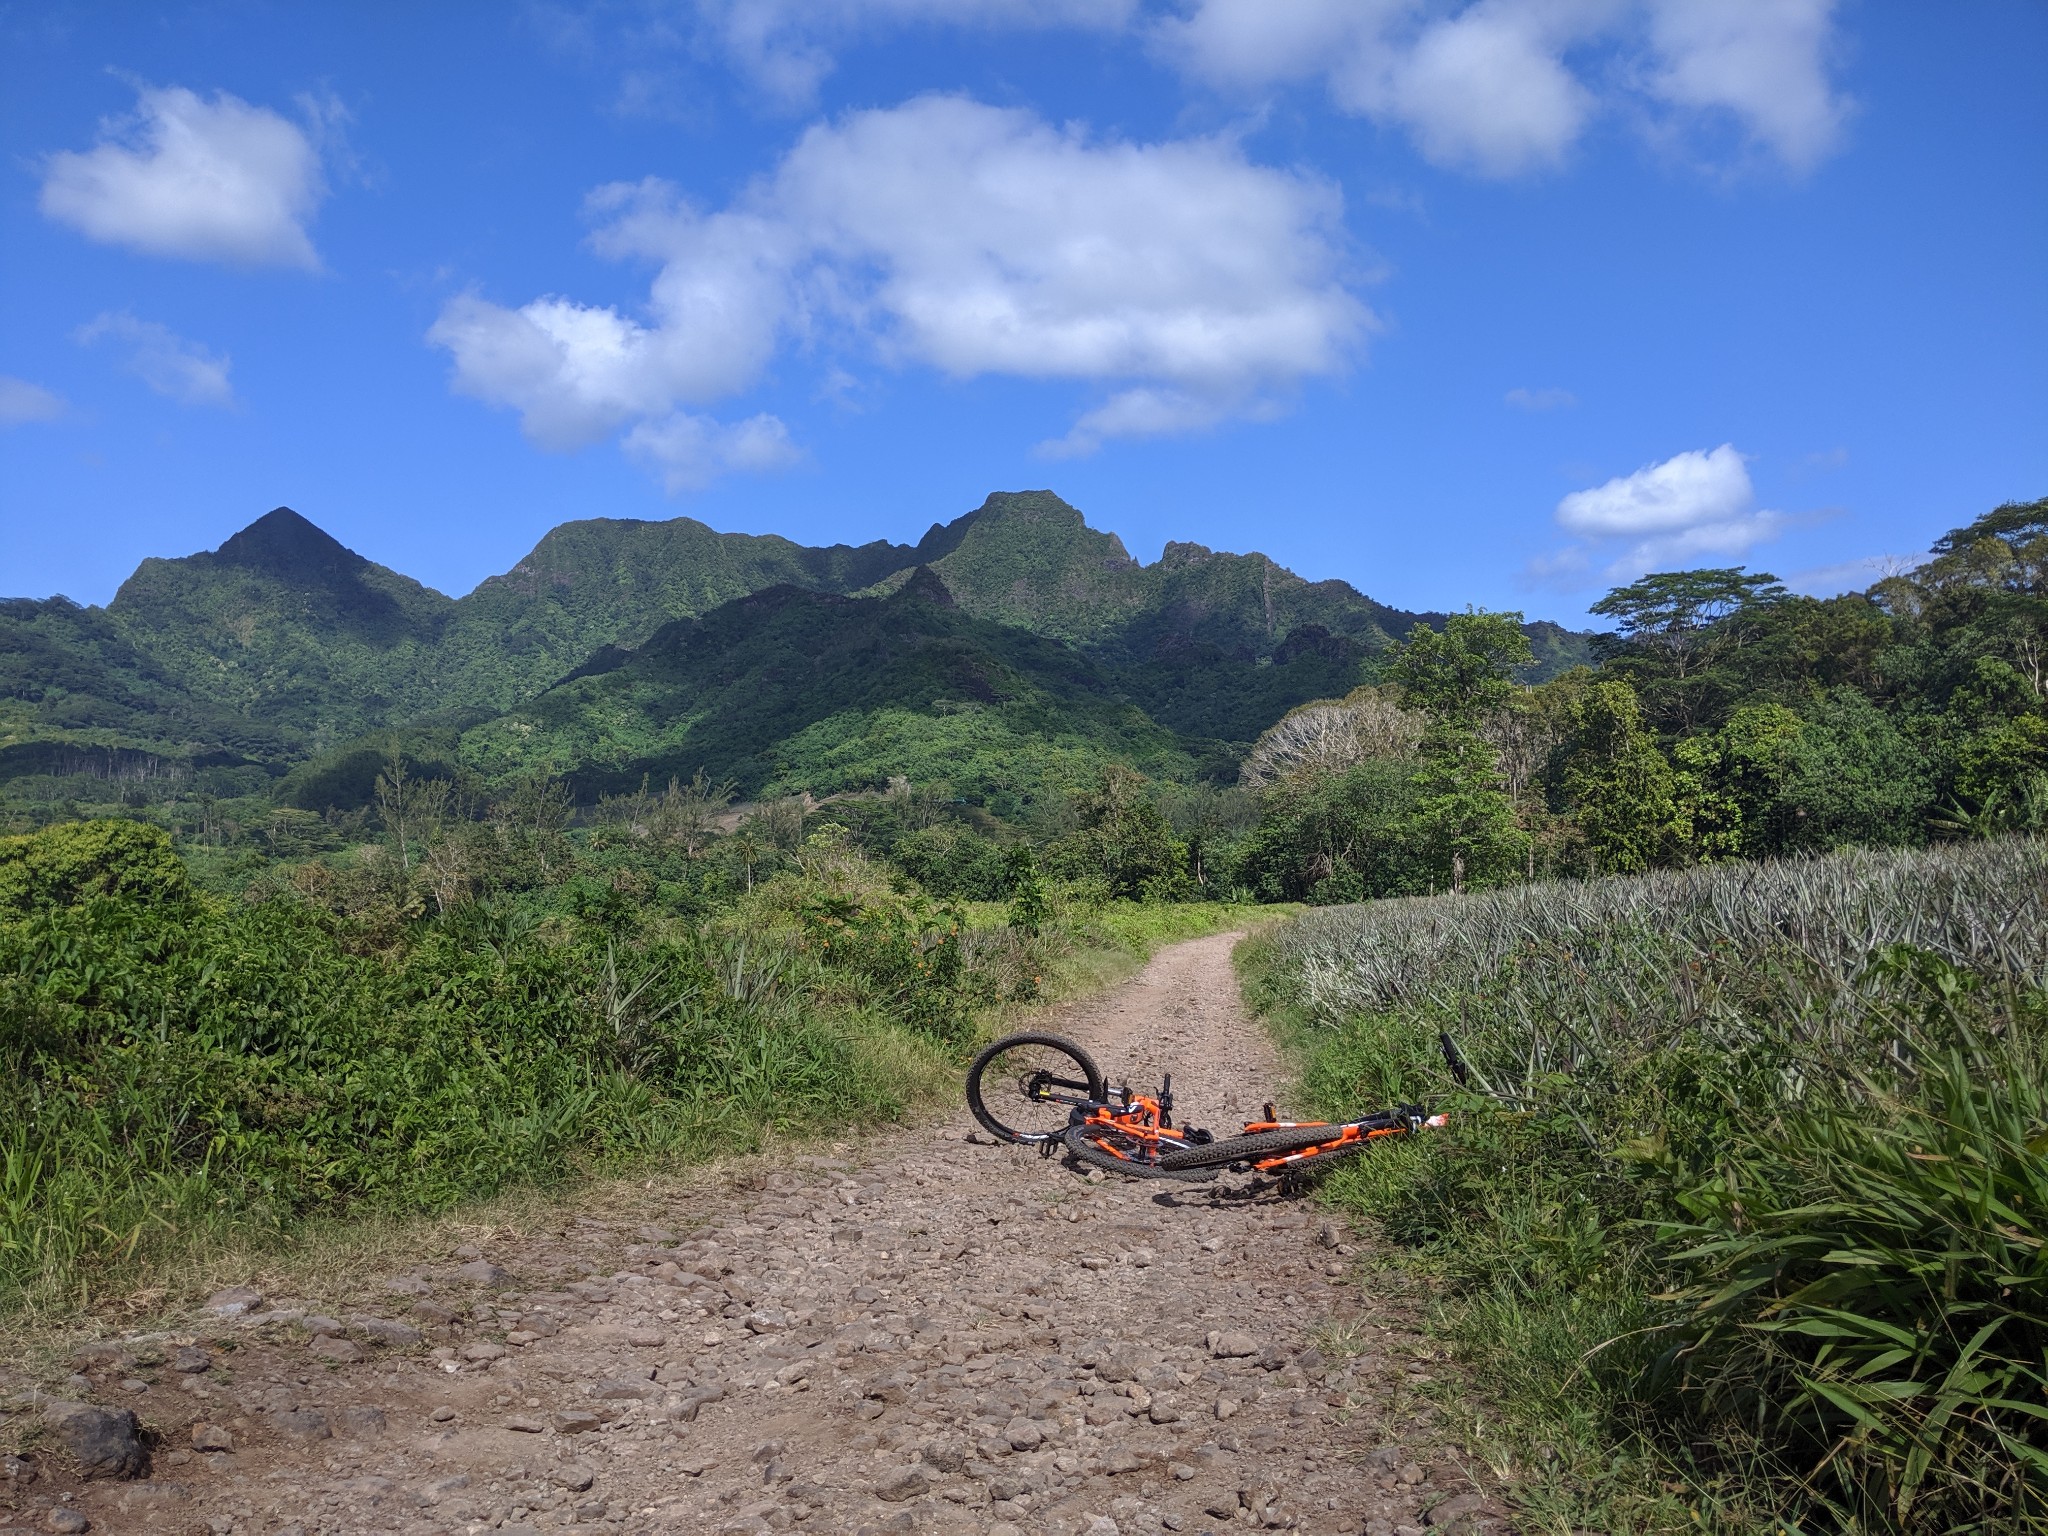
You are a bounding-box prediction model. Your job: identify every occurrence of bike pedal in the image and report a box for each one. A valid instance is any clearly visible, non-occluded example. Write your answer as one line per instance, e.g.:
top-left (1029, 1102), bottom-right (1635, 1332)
top-left (1038, 1137), bottom-right (1057, 1159)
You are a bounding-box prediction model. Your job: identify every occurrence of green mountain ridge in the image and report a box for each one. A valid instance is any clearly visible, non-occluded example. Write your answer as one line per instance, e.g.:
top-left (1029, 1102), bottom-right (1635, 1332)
top-left (0, 491), bottom-right (1593, 803)
top-left (464, 567), bottom-right (1190, 814)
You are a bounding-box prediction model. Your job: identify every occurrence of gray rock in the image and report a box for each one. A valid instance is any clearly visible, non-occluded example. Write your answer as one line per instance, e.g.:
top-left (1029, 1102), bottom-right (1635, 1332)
top-left (455, 1258), bottom-right (513, 1287)
top-left (189, 1424), bottom-right (232, 1452)
top-left (410, 1299), bottom-right (459, 1326)
top-left (41, 1402), bottom-right (146, 1479)
top-left (556, 1465), bottom-right (597, 1492)
top-left (591, 1377), bottom-right (659, 1400)
top-left (349, 1316), bottom-right (422, 1349)
top-left (1004, 1417), bottom-right (1043, 1450)
top-left (308, 1334), bottom-right (363, 1364)
top-left (169, 1347), bottom-right (212, 1373)
top-left (1426, 1493), bottom-right (1489, 1528)
top-left (300, 1315), bottom-right (344, 1337)
top-left (46, 1507), bottom-right (90, 1533)
top-left (201, 1286), bottom-right (262, 1318)
top-left (874, 1465), bottom-right (930, 1501)
top-left (1208, 1332), bottom-right (1258, 1359)
top-left (557, 1409), bottom-right (602, 1434)
top-left (265, 1409), bottom-right (332, 1442)
top-left (459, 1342), bottom-right (507, 1362)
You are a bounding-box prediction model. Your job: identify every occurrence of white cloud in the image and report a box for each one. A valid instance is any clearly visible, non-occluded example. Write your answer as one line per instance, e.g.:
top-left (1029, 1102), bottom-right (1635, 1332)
top-left (1155, 0), bottom-right (1850, 177)
top-left (1641, 0), bottom-right (1849, 172)
top-left (1557, 442), bottom-right (1751, 536)
top-left (1506, 385), bottom-right (1576, 410)
top-left (0, 377), bottom-right (67, 426)
top-left (40, 84), bottom-right (329, 268)
top-left (1038, 387), bottom-right (1233, 459)
top-left (1546, 443), bottom-right (1785, 580)
top-left (75, 313), bottom-right (236, 408)
top-left (693, 0), bottom-right (1138, 109)
top-left (430, 95), bottom-right (1368, 482)
top-left (624, 411), bottom-right (803, 492)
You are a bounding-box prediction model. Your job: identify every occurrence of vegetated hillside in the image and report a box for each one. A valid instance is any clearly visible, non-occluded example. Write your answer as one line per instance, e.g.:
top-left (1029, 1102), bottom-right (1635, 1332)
top-left (463, 567), bottom-right (1190, 817)
top-left (0, 595), bottom-right (297, 769)
top-left (0, 490), bottom-right (1590, 807)
top-left (105, 508), bottom-right (455, 742)
top-left (437, 514), bottom-right (930, 708)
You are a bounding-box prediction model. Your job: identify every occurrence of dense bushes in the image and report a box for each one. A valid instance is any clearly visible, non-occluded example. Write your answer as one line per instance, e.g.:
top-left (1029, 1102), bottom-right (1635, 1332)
top-left (1243, 838), bottom-right (2048, 1532)
top-left (0, 818), bottom-right (192, 914)
top-left (0, 818), bottom-right (1043, 1307)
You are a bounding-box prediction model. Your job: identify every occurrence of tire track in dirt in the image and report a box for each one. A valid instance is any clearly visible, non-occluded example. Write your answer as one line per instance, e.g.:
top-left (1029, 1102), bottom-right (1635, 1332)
top-left (1, 933), bottom-right (1502, 1536)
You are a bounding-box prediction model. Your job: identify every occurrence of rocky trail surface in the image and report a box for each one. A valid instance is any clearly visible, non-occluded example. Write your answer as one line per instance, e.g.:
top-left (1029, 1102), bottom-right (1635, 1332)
top-left (1, 933), bottom-right (1502, 1536)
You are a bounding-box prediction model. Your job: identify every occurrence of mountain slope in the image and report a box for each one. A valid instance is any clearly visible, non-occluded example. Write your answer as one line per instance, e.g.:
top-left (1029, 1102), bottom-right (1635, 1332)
top-left (438, 515), bottom-right (929, 708)
top-left (104, 508), bottom-right (454, 742)
top-left (1, 493), bottom-right (1593, 801)
top-left (461, 568), bottom-right (1188, 815)
top-left (0, 596), bottom-right (296, 772)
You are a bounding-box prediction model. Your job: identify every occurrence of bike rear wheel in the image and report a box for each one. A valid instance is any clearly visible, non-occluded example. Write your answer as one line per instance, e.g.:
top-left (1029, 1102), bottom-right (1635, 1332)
top-left (1064, 1123), bottom-right (1220, 1182)
top-left (1155, 1123), bottom-right (1356, 1170)
top-left (966, 1032), bottom-right (1106, 1145)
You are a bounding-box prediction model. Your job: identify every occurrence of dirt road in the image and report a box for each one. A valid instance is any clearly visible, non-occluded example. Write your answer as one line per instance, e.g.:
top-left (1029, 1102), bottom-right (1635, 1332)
top-left (1, 933), bottom-right (1497, 1536)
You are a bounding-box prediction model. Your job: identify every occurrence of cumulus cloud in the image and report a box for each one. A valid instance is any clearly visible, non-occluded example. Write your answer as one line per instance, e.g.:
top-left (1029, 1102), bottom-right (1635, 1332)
top-left (692, 0), bottom-right (1138, 109)
top-left (1544, 443), bottom-right (1785, 581)
top-left (624, 411), bottom-right (803, 491)
top-left (75, 313), bottom-right (236, 408)
top-left (1640, 0), bottom-right (1849, 172)
top-left (1155, 0), bottom-right (1851, 176)
top-left (1506, 385), bottom-right (1576, 410)
top-left (40, 84), bottom-right (329, 268)
top-left (430, 95), bottom-right (1368, 484)
top-left (0, 377), bottom-right (67, 426)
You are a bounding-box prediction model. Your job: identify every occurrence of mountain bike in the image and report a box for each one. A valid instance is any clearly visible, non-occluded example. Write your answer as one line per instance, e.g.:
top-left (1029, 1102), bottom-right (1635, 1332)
top-left (964, 1030), bottom-right (1463, 1181)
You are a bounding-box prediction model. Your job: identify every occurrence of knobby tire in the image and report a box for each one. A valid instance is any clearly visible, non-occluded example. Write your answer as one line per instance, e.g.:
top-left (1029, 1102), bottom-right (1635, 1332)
top-left (1156, 1124), bottom-right (1364, 1170)
top-left (966, 1032), bottom-right (1106, 1145)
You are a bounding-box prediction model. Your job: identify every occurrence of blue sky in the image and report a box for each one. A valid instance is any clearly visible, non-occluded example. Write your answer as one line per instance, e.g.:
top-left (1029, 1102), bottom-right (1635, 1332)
top-left (3, 1), bottom-right (2044, 624)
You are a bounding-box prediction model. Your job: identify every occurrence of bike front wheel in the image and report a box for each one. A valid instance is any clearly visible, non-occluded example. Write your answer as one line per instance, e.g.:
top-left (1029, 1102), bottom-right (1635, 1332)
top-left (966, 1032), bottom-right (1106, 1145)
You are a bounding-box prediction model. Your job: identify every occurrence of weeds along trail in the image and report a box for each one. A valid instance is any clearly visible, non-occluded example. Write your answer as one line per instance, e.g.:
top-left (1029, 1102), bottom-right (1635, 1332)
top-left (0, 933), bottom-right (1498, 1536)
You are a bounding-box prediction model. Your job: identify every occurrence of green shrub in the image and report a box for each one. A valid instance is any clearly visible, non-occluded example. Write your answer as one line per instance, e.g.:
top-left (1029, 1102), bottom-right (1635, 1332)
top-left (0, 818), bottom-right (191, 915)
top-left (1659, 962), bottom-right (2047, 1530)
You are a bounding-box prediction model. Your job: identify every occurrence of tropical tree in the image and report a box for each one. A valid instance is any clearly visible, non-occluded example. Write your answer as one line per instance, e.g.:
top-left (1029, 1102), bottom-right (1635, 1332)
top-left (1590, 568), bottom-right (1788, 732)
top-left (1556, 680), bottom-right (1688, 874)
top-left (1388, 609), bottom-right (1534, 726)
top-left (1408, 728), bottom-right (1526, 893)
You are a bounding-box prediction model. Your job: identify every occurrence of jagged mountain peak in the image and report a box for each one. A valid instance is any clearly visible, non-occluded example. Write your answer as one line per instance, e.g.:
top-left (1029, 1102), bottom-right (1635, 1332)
top-left (212, 507), bottom-right (369, 583)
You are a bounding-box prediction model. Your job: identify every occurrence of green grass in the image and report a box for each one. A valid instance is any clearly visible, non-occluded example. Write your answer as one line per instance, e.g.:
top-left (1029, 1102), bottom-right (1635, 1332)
top-left (1240, 837), bottom-right (2048, 1535)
